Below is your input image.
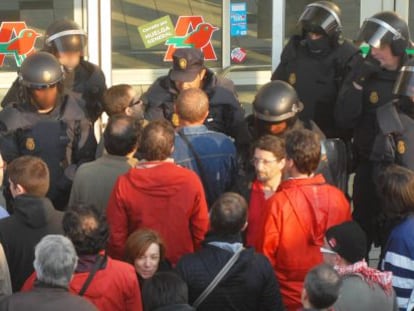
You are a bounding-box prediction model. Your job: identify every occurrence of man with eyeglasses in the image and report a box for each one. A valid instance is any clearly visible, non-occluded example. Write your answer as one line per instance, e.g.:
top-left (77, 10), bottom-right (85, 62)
top-left (245, 134), bottom-right (285, 249)
top-left (96, 84), bottom-right (147, 158)
top-left (258, 129), bottom-right (351, 311)
top-left (322, 221), bottom-right (397, 311)
top-left (0, 52), bottom-right (96, 210)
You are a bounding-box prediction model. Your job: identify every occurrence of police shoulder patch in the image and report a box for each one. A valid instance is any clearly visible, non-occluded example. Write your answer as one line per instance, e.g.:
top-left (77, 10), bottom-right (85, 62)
top-left (397, 140), bottom-right (406, 154)
top-left (288, 73), bottom-right (296, 85)
top-left (369, 91), bottom-right (379, 104)
top-left (25, 137), bottom-right (35, 151)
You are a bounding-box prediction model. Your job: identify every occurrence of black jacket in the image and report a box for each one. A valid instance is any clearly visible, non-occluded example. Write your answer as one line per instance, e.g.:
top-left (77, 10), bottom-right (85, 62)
top-left (272, 35), bottom-right (358, 138)
top-left (0, 195), bottom-right (63, 292)
top-left (0, 283), bottom-right (97, 311)
top-left (176, 233), bottom-right (285, 311)
top-left (142, 69), bottom-right (250, 147)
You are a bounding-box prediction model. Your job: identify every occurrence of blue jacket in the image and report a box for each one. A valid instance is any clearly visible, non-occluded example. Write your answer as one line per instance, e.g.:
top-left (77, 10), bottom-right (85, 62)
top-left (173, 125), bottom-right (237, 206)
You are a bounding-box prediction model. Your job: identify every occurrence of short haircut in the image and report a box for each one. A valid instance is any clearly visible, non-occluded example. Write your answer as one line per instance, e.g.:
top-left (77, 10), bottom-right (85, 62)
top-left (285, 129), bottom-right (321, 175)
top-left (34, 235), bottom-right (78, 288)
top-left (104, 115), bottom-right (142, 156)
top-left (210, 192), bottom-right (247, 235)
top-left (7, 155), bottom-right (50, 196)
top-left (304, 264), bottom-right (342, 309)
top-left (378, 164), bottom-right (414, 219)
top-left (103, 84), bottom-right (134, 116)
top-left (63, 204), bottom-right (109, 255)
top-left (125, 228), bottom-right (166, 265)
top-left (253, 134), bottom-right (285, 160)
top-left (141, 120), bottom-right (175, 161)
top-left (175, 88), bottom-right (209, 123)
top-left (142, 271), bottom-right (188, 311)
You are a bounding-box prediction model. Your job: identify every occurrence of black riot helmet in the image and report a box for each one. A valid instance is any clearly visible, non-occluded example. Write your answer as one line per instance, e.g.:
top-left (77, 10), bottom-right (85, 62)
top-left (253, 80), bottom-right (304, 123)
top-left (393, 59), bottom-right (414, 97)
top-left (298, 1), bottom-right (342, 37)
top-left (18, 51), bottom-right (64, 89)
top-left (357, 11), bottom-right (410, 56)
top-left (44, 19), bottom-right (87, 56)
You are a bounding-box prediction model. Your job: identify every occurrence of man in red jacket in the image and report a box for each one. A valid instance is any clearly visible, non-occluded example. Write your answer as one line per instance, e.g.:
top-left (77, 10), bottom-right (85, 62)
top-left (259, 129), bottom-right (351, 311)
top-left (107, 120), bottom-right (209, 265)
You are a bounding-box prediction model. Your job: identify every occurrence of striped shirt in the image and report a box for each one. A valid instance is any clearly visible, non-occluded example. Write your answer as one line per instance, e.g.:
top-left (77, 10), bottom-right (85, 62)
top-left (382, 216), bottom-right (414, 311)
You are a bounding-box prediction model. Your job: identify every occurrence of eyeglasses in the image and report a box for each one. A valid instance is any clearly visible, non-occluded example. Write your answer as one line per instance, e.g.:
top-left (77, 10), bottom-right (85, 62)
top-left (320, 247), bottom-right (337, 255)
top-left (250, 157), bottom-right (278, 166)
top-left (129, 95), bottom-right (143, 107)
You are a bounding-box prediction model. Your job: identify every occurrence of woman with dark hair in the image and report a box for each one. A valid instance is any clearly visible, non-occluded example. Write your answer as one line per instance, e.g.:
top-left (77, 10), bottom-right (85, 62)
top-left (125, 229), bottom-right (171, 288)
top-left (379, 164), bottom-right (414, 310)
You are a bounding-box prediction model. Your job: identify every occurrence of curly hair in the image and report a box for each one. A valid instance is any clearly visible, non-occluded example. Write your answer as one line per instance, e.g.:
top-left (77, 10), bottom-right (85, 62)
top-left (62, 204), bottom-right (109, 255)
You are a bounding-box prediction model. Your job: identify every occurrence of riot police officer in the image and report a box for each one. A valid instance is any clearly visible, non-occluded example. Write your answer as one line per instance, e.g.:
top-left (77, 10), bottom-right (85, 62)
top-left (1, 19), bottom-right (106, 122)
top-left (335, 11), bottom-right (411, 251)
top-left (0, 52), bottom-right (97, 210)
top-left (374, 58), bottom-right (414, 171)
top-left (241, 80), bottom-right (347, 195)
top-left (271, 1), bottom-right (358, 138)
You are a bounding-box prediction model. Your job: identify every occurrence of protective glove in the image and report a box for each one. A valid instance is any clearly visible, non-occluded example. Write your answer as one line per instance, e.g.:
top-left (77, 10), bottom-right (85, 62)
top-left (351, 54), bottom-right (381, 86)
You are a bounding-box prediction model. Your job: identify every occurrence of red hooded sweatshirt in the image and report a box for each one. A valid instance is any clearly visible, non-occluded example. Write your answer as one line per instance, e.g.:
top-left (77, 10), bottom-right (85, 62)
top-left (258, 174), bottom-right (351, 311)
top-left (106, 161), bottom-right (209, 265)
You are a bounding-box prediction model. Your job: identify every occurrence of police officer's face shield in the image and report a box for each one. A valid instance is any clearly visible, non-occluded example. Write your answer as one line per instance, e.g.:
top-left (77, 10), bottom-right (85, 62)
top-left (298, 3), bottom-right (341, 37)
top-left (393, 66), bottom-right (414, 98)
top-left (47, 30), bottom-right (87, 71)
top-left (356, 18), bottom-right (401, 49)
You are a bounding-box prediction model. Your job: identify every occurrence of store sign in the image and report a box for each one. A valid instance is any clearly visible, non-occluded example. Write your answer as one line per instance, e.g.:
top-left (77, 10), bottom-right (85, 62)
top-left (164, 16), bottom-right (219, 61)
top-left (138, 16), bottom-right (174, 48)
top-left (0, 21), bottom-right (40, 67)
top-left (231, 47), bottom-right (247, 63)
top-left (230, 3), bottom-right (247, 37)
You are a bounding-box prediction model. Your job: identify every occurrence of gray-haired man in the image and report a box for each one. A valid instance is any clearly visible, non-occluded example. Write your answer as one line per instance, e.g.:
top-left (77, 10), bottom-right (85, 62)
top-left (0, 235), bottom-right (97, 310)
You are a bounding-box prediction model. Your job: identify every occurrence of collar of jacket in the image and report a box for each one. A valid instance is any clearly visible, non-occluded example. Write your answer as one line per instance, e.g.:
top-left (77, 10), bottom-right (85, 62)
top-left (177, 125), bottom-right (209, 135)
top-left (203, 231), bottom-right (243, 245)
top-left (13, 195), bottom-right (57, 228)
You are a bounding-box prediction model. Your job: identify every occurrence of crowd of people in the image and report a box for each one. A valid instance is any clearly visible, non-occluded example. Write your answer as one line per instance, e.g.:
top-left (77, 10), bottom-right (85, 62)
top-left (0, 1), bottom-right (413, 310)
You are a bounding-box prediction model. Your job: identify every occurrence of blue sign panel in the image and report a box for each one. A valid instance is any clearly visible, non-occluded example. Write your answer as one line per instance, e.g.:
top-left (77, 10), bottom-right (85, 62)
top-left (230, 3), bottom-right (247, 37)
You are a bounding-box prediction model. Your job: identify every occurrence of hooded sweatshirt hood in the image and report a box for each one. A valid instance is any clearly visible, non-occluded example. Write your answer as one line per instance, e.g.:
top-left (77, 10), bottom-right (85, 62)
top-left (14, 195), bottom-right (59, 228)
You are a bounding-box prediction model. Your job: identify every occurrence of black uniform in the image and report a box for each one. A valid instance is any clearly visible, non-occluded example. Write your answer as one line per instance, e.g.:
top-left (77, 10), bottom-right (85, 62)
top-left (142, 69), bottom-right (250, 147)
top-left (272, 36), bottom-right (358, 138)
top-left (374, 98), bottom-right (414, 170)
top-left (0, 92), bottom-right (97, 210)
top-left (335, 55), bottom-right (404, 247)
top-left (1, 59), bottom-right (106, 122)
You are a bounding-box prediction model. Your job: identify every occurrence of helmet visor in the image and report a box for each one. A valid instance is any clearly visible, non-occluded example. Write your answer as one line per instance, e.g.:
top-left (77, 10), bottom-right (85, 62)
top-left (356, 18), bottom-right (403, 48)
top-left (46, 30), bottom-right (87, 55)
top-left (298, 3), bottom-right (341, 36)
top-left (393, 66), bottom-right (414, 97)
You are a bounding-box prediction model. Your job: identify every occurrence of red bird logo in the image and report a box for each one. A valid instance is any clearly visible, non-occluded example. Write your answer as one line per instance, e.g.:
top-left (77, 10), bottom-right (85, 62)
top-left (165, 22), bottom-right (218, 49)
top-left (0, 28), bottom-right (40, 67)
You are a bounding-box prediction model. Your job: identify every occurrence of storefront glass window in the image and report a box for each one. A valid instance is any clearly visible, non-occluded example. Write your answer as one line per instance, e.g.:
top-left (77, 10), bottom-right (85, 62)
top-left (0, 0), bottom-right (74, 72)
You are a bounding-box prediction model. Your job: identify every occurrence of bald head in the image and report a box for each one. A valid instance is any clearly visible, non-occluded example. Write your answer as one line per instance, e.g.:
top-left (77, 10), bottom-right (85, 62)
top-left (175, 88), bottom-right (209, 124)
